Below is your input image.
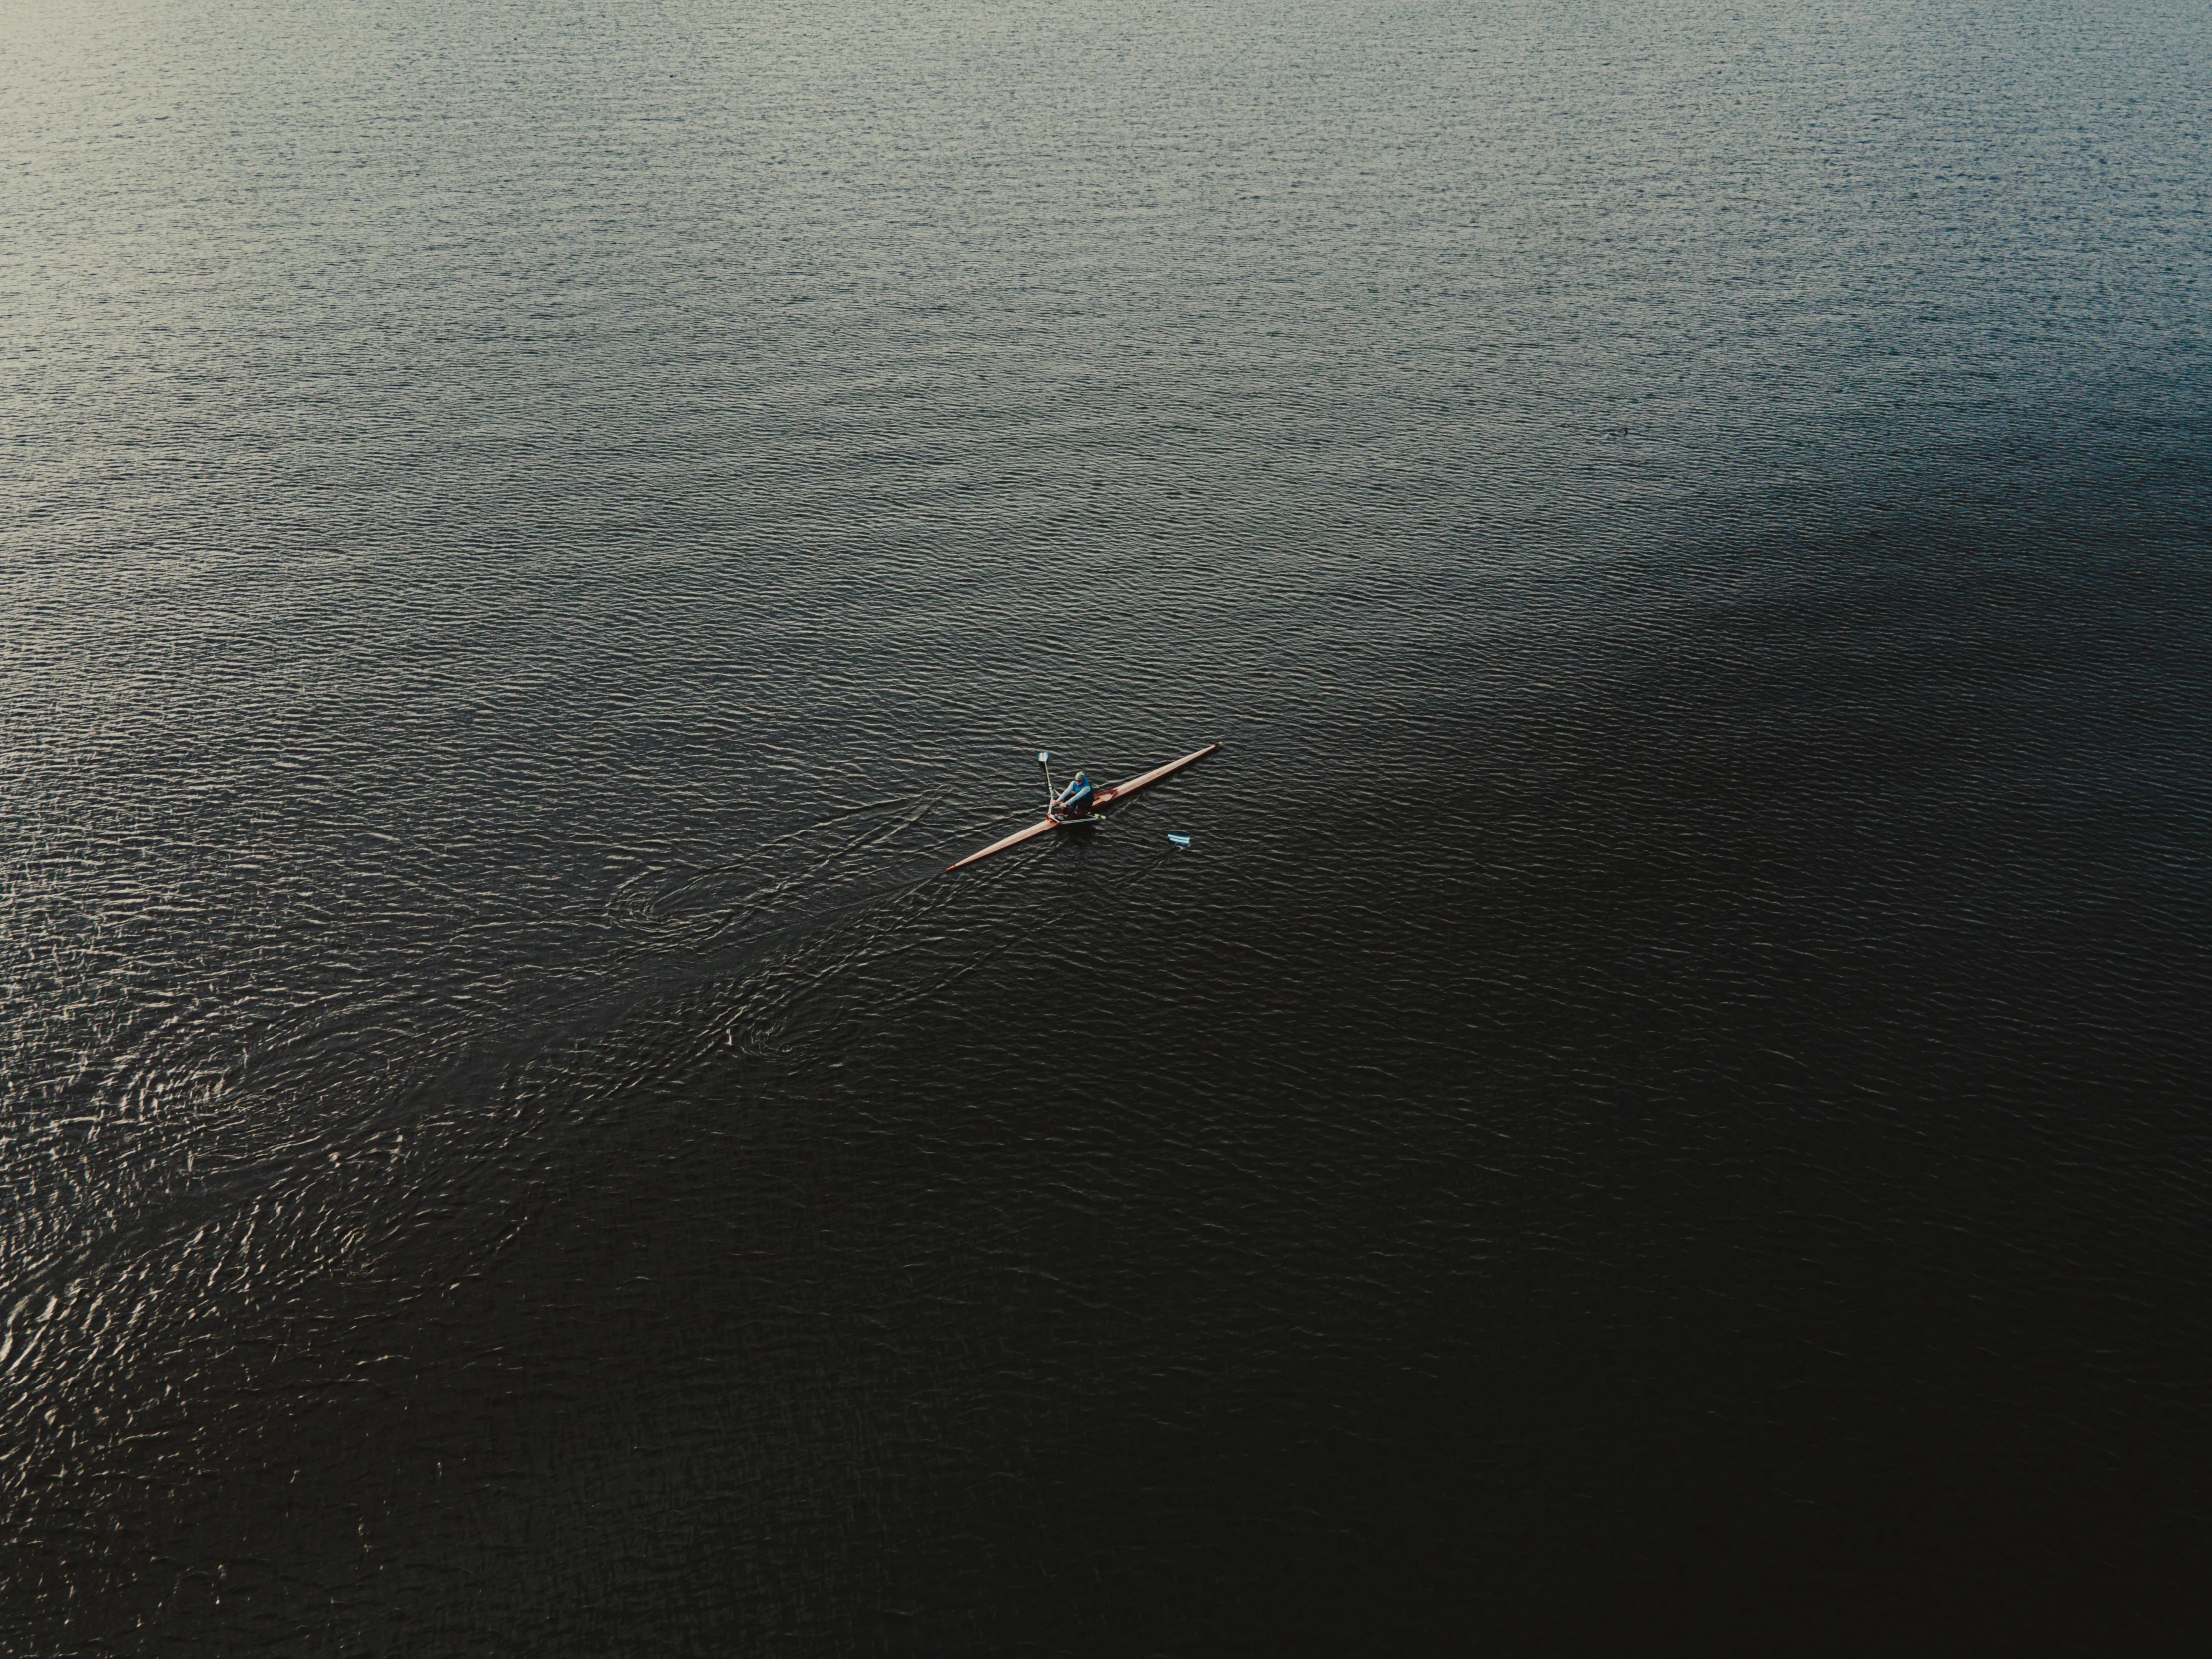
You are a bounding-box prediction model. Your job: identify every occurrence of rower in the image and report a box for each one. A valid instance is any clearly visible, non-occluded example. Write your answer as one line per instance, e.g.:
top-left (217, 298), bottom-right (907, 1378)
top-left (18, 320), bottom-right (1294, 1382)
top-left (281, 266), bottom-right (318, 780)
top-left (1038, 750), bottom-right (1097, 822)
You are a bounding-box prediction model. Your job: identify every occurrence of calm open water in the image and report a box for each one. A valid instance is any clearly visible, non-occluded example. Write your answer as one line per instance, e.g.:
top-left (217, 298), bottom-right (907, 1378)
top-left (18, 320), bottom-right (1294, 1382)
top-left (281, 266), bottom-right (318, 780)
top-left (4, 1), bottom-right (2209, 1651)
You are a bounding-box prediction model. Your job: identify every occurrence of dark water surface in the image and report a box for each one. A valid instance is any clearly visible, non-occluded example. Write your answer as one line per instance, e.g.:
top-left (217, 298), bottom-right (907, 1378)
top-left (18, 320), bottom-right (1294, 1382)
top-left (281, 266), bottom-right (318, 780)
top-left (5, 1), bottom-right (2209, 1651)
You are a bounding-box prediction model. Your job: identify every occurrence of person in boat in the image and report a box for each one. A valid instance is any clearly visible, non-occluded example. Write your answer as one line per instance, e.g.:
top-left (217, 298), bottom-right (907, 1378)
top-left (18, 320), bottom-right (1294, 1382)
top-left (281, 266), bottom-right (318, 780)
top-left (1049, 770), bottom-right (1097, 821)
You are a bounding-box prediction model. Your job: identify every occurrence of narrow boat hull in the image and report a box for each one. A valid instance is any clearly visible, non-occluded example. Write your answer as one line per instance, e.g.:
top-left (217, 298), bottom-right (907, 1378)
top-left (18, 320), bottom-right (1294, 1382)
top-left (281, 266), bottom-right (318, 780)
top-left (946, 743), bottom-right (1219, 872)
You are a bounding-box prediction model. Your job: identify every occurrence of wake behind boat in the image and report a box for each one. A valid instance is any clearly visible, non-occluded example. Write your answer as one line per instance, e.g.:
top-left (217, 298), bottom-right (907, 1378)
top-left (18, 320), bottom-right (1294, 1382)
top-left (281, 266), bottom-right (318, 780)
top-left (945, 743), bottom-right (1220, 872)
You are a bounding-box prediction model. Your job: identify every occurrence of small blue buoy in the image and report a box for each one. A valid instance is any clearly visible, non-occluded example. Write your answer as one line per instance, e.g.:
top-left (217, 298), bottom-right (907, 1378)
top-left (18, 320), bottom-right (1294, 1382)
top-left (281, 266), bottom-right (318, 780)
top-left (1167, 834), bottom-right (1192, 848)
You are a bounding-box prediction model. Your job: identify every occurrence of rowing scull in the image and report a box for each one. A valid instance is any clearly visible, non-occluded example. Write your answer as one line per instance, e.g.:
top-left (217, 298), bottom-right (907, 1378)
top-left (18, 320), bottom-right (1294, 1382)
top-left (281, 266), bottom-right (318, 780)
top-left (945, 743), bottom-right (1220, 873)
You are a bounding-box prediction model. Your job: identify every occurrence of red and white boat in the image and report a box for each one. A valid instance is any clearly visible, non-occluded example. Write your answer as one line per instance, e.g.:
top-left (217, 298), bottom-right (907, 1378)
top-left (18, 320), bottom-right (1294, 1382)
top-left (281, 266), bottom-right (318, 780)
top-left (945, 744), bottom-right (1219, 872)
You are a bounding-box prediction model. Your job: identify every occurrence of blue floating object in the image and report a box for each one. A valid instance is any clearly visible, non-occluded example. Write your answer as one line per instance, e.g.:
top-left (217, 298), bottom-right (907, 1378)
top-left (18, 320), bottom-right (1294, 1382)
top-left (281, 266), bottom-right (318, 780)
top-left (1167, 834), bottom-right (1192, 848)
